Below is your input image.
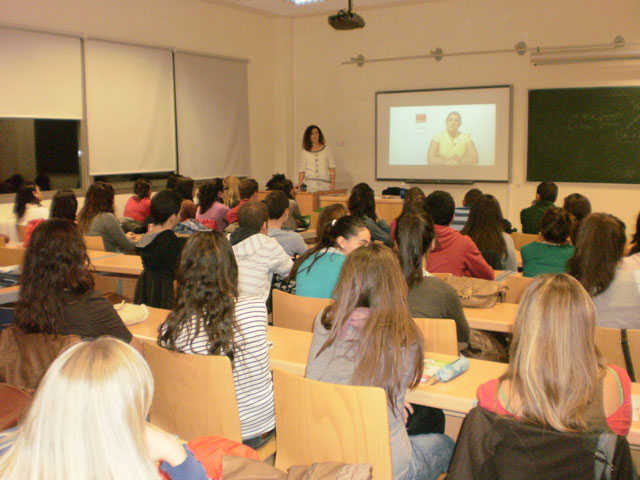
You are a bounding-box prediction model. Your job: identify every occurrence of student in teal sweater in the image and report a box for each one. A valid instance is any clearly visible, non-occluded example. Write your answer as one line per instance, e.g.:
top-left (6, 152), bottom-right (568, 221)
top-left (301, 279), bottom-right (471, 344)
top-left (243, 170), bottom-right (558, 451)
top-left (292, 215), bottom-right (370, 298)
top-left (521, 207), bottom-right (576, 278)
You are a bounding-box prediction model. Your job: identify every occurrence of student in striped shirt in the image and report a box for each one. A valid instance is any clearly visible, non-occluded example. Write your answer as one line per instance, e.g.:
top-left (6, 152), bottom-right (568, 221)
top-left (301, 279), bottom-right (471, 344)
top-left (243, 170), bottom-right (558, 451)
top-left (158, 231), bottom-right (274, 448)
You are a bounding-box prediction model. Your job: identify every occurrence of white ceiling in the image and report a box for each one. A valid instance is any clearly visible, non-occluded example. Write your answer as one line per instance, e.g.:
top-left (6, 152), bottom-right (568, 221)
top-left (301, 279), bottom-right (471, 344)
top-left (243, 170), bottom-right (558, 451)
top-left (201, 0), bottom-right (441, 18)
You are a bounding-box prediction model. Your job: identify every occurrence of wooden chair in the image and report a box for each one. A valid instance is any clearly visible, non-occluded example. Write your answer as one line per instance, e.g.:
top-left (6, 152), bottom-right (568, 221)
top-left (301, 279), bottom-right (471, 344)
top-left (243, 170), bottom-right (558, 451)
top-left (0, 246), bottom-right (25, 267)
top-left (273, 368), bottom-right (392, 478)
top-left (0, 236), bottom-right (5, 247)
top-left (310, 210), bottom-right (320, 230)
top-left (595, 327), bottom-right (639, 382)
top-left (142, 342), bottom-right (276, 460)
top-left (272, 289), bottom-right (332, 332)
top-left (413, 318), bottom-right (458, 355)
top-left (510, 232), bottom-right (539, 251)
top-left (83, 235), bottom-right (106, 251)
top-left (504, 274), bottom-right (534, 304)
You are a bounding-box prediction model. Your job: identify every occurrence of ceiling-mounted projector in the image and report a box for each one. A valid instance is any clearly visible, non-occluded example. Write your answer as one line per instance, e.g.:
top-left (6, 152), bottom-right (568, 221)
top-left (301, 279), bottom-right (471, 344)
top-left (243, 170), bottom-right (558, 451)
top-left (328, 0), bottom-right (365, 30)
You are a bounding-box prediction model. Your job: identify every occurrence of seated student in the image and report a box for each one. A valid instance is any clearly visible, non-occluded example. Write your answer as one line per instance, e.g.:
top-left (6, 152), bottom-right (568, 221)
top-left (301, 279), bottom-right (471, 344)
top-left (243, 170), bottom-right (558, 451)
top-left (0, 219), bottom-right (142, 389)
top-left (79, 181), bottom-right (138, 253)
top-left (390, 187), bottom-right (425, 241)
top-left (226, 178), bottom-right (259, 226)
top-left (23, 189), bottom-right (78, 246)
top-left (195, 178), bottom-right (228, 232)
top-left (14, 183), bottom-right (48, 240)
top-left (263, 190), bottom-right (307, 257)
top-left (451, 187), bottom-right (482, 232)
top-left (622, 209), bottom-right (640, 270)
top-left (568, 213), bottom-right (640, 329)
top-left (175, 177), bottom-right (197, 222)
top-left (123, 177), bottom-right (152, 222)
top-left (461, 194), bottom-right (517, 271)
top-left (315, 203), bottom-right (348, 241)
top-left (134, 190), bottom-right (186, 309)
top-left (222, 175), bottom-right (241, 209)
top-left (348, 182), bottom-right (392, 247)
top-left (521, 207), bottom-right (575, 278)
top-left (266, 173), bottom-right (305, 230)
top-left (396, 213), bottom-right (469, 351)
top-left (292, 215), bottom-right (369, 299)
top-left (229, 201), bottom-right (293, 301)
top-left (159, 231), bottom-right (274, 449)
top-left (476, 274), bottom-right (632, 437)
top-left (423, 191), bottom-right (494, 280)
top-left (520, 181), bottom-right (558, 234)
top-left (306, 244), bottom-right (454, 480)
top-left (0, 338), bottom-right (207, 479)
top-left (563, 192), bottom-right (591, 244)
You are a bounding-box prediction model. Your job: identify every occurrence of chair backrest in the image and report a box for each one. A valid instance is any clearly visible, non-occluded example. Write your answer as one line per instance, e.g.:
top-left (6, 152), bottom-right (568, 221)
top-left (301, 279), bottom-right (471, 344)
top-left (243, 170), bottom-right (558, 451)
top-left (510, 232), bottom-right (538, 250)
top-left (272, 368), bottom-right (391, 478)
top-left (413, 318), bottom-right (458, 355)
top-left (272, 289), bottom-right (333, 332)
top-left (142, 341), bottom-right (242, 442)
top-left (0, 383), bottom-right (32, 430)
top-left (504, 274), bottom-right (534, 304)
top-left (83, 235), bottom-right (106, 251)
top-left (595, 327), bottom-right (639, 382)
top-left (0, 246), bottom-right (25, 267)
top-left (0, 236), bottom-right (5, 247)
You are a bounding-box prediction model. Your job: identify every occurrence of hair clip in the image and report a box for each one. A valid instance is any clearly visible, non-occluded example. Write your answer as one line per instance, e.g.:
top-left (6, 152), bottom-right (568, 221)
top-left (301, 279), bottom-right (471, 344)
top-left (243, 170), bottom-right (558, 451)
top-left (331, 219), bottom-right (337, 226)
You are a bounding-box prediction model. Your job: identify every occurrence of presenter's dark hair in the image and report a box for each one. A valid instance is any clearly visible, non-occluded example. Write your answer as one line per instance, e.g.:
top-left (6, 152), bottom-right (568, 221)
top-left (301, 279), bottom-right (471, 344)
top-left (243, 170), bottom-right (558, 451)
top-left (50, 190), bottom-right (78, 221)
top-left (537, 181), bottom-right (558, 203)
top-left (175, 177), bottom-right (195, 202)
top-left (16, 219), bottom-right (94, 334)
top-left (151, 189), bottom-right (182, 225)
top-left (567, 213), bottom-right (626, 297)
top-left (539, 207), bottom-right (575, 245)
top-left (563, 193), bottom-right (591, 223)
top-left (424, 190), bottom-right (455, 226)
top-left (302, 125), bottom-right (325, 151)
top-left (197, 179), bottom-right (225, 215)
top-left (133, 178), bottom-right (152, 200)
top-left (348, 183), bottom-right (378, 222)
top-left (630, 210), bottom-right (640, 256)
top-left (395, 212), bottom-right (435, 289)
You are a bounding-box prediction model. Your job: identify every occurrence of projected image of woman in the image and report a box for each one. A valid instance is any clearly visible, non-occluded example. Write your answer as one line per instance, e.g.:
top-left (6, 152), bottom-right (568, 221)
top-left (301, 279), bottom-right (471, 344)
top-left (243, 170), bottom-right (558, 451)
top-left (427, 112), bottom-right (479, 165)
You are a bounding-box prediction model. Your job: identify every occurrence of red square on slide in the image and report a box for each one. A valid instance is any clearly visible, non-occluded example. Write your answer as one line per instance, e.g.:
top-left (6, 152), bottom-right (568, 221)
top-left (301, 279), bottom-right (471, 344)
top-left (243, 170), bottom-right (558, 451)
top-left (416, 114), bottom-right (427, 123)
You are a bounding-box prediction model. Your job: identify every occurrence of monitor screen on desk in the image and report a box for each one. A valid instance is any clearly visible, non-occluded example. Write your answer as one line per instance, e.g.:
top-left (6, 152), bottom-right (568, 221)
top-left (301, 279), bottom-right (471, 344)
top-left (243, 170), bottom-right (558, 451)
top-left (376, 86), bottom-right (512, 183)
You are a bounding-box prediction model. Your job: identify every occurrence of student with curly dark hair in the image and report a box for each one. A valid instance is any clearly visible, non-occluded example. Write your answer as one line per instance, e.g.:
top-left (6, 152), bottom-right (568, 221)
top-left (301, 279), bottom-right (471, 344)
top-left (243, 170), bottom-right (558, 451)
top-left (14, 182), bottom-right (48, 240)
top-left (266, 173), bottom-right (305, 230)
top-left (348, 182), bottom-right (391, 246)
top-left (14, 219), bottom-right (138, 346)
top-left (78, 181), bottom-right (137, 252)
top-left (158, 231), bottom-right (274, 448)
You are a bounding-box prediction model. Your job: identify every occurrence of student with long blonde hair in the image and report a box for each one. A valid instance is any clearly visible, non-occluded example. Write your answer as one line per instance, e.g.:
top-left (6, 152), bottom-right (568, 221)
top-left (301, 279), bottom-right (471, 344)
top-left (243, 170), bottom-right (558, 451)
top-left (477, 274), bottom-right (632, 436)
top-left (305, 244), bottom-right (454, 480)
top-left (0, 338), bottom-right (207, 479)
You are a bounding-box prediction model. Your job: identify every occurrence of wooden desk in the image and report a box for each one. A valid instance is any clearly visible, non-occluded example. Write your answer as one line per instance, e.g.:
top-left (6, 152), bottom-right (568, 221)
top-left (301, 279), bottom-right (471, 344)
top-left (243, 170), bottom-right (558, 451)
top-left (130, 308), bottom-right (639, 448)
top-left (90, 253), bottom-right (143, 275)
top-left (463, 303), bottom-right (518, 333)
top-left (319, 195), bottom-right (403, 225)
top-left (0, 285), bottom-right (19, 305)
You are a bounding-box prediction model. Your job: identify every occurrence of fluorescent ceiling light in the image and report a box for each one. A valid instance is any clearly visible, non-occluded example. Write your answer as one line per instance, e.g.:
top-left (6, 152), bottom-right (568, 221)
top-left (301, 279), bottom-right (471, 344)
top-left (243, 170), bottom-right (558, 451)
top-left (287, 0), bottom-right (324, 5)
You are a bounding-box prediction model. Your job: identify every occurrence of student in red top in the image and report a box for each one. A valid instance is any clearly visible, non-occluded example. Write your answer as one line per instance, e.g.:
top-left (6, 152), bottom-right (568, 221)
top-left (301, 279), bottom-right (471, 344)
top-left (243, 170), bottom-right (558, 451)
top-left (225, 178), bottom-right (259, 226)
top-left (423, 190), bottom-right (494, 280)
top-left (123, 178), bottom-right (151, 222)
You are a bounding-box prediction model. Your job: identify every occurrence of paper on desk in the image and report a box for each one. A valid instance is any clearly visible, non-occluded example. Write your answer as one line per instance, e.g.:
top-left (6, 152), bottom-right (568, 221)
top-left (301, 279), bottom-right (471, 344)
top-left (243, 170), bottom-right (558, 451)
top-left (0, 265), bottom-right (20, 275)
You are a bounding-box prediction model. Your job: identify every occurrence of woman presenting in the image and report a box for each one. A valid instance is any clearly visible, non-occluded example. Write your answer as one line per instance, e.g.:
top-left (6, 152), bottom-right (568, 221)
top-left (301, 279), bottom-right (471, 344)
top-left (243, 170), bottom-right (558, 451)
top-left (297, 125), bottom-right (336, 191)
top-left (427, 111), bottom-right (479, 165)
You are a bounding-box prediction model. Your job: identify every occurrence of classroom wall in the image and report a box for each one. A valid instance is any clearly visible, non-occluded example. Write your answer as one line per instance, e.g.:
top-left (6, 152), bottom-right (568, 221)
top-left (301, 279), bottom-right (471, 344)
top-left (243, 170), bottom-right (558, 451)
top-left (0, 0), bottom-right (292, 218)
top-left (290, 0), bottom-right (640, 231)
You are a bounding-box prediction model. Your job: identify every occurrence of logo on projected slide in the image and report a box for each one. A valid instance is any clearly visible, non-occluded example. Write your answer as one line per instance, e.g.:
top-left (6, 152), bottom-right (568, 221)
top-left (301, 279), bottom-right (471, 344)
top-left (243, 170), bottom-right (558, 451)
top-left (415, 114), bottom-right (427, 123)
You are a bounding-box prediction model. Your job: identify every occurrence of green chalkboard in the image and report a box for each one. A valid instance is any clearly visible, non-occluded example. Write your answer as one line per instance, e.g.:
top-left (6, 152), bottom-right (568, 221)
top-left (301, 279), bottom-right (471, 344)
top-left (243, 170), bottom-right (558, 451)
top-left (527, 87), bottom-right (640, 184)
